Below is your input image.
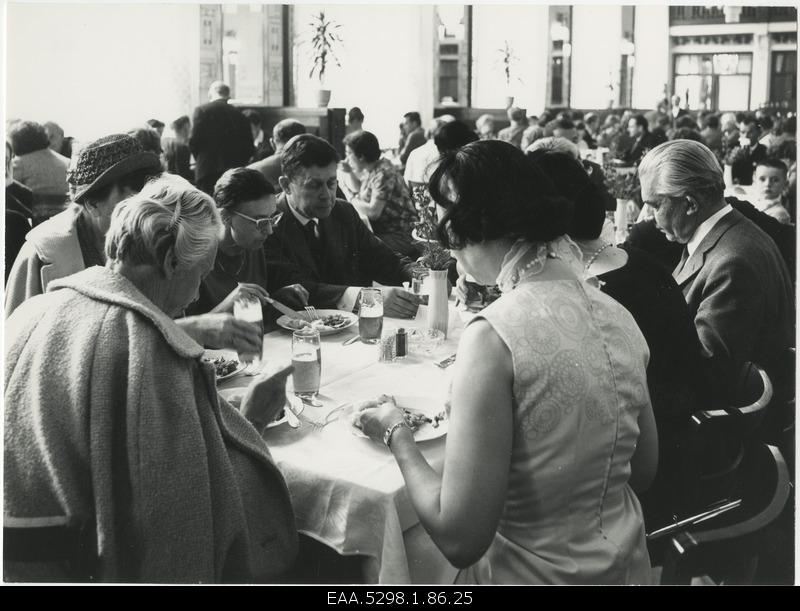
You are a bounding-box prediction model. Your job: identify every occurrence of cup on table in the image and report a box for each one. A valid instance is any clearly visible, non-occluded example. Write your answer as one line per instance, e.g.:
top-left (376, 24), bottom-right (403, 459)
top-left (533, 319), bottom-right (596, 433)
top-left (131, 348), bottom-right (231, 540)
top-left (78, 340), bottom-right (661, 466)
top-left (233, 295), bottom-right (264, 368)
top-left (358, 288), bottom-right (384, 344)
top-left (291, 329), bottom-right (321, 399)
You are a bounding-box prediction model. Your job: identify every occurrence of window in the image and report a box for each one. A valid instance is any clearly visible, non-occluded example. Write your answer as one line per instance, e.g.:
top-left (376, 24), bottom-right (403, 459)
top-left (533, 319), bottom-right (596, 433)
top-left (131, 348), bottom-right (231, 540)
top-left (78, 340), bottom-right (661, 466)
top-left (439, 59), bottom-right (459, 103)
top-left (673, 52), bottom-right (752, 110)
top-left (770, 51), bottom-right (797, 109)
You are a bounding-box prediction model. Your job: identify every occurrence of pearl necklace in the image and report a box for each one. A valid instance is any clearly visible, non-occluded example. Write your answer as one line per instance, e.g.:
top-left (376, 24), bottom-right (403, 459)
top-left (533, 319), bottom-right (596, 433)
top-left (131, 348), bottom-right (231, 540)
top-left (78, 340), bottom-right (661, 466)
top-left (584, 242), bottom-right (613, 271)
top-left (216, 252), bottom-right (246, 278)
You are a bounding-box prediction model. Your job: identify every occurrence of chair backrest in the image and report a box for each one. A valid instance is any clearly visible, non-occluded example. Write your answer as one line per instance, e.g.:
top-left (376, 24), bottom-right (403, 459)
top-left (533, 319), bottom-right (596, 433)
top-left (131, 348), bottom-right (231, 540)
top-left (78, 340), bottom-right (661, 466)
top-left (660, 443), bottom-right (791, 584)
top-left (688, 362), bottom-right (773, 508)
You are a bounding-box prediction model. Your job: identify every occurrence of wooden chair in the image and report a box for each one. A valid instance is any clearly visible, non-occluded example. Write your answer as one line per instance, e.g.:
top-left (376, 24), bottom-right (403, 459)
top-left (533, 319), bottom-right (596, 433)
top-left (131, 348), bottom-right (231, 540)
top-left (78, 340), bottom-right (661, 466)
top-left (658, 443), bottom-right (791, 584)
top-left (688, 361), bottom-right (773, 509)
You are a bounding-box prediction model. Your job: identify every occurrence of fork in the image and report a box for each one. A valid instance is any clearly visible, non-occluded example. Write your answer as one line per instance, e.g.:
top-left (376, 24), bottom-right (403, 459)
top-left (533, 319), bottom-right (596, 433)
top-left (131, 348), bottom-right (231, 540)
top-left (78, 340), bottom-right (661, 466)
top-left (304, 306), bottom-right (318, 321)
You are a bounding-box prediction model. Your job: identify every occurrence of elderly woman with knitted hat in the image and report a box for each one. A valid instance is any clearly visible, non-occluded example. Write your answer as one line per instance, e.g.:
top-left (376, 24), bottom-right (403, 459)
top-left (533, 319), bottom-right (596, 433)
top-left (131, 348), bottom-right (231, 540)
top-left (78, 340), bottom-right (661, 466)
top-left (5, 133), bottom-right (161, 316)
top-left (5, 133), bottom-right (261, 359)
top-left (4, 174), bottom-right (298, 582)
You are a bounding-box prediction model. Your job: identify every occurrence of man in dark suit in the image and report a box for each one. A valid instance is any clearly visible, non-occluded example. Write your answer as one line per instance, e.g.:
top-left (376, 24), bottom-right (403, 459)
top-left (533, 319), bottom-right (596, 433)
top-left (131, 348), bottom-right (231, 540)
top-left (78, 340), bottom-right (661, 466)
top-left (264, 134), bottom-right (420, 317)
top-left (189, 81), bottom-right (254, 194)
top-left (248, 119), bottom-right (306, 192)
top-left (398, 112), bottom-right (426, 168)
top-left (623, 114), bottom-right (659, 166)
top-left (729, 118), bottom-right (768, 186)
top-left (638, 140), bottom-right (794, 401)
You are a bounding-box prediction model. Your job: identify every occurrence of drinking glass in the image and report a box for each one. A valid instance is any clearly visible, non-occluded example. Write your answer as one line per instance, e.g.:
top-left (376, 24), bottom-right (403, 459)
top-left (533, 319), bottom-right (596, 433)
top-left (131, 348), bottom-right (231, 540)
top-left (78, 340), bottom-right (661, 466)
top-left (291, 329), bottom-right (322, 399)
top-left (358, 288), bottom-right (384, 344)
top-left (233, 295), bottom-right (264, 368)
top-left (411, 267), bottom-right (430, 305)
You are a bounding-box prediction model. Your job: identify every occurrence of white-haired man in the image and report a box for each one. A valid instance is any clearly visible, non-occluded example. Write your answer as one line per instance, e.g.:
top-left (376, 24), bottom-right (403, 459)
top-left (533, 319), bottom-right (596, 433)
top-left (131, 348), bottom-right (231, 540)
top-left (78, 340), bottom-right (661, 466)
top-left (189, 81), bottom-right (254, 194)
top-left (638, 140), bottom-right (794, 401)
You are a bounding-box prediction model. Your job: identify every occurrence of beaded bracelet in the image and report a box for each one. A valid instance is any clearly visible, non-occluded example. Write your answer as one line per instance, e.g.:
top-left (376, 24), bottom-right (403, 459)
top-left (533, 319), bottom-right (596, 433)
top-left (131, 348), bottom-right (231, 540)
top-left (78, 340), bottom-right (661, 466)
top-left (383, 420), bottom-right (409, 449)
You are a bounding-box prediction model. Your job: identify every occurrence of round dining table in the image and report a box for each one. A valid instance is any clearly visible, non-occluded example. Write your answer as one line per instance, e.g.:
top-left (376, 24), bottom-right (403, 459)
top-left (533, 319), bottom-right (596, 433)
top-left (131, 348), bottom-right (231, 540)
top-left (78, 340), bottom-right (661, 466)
top-left (218, 302), bottom-right (470, 584)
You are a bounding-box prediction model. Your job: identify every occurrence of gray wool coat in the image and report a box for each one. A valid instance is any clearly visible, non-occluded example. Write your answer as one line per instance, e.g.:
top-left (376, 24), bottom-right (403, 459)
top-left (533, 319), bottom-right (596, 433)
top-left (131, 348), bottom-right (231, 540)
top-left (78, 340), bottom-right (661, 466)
top-left (4, 266), bottom-right (297, 582)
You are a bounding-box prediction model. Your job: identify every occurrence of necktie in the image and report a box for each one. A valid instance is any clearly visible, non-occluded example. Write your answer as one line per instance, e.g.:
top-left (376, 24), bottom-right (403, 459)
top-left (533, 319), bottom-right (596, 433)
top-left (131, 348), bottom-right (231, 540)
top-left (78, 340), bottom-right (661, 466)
top-left (673, 246), bottom-right (690, 278)
top-left (304, 220), bottom-right (323, 264)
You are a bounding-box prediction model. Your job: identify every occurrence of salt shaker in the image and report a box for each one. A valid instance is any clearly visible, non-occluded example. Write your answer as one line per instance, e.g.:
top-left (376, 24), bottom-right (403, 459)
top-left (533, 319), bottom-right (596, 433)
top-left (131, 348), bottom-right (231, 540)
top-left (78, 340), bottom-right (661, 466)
top-left (378, 333), bottom-right (396, 362)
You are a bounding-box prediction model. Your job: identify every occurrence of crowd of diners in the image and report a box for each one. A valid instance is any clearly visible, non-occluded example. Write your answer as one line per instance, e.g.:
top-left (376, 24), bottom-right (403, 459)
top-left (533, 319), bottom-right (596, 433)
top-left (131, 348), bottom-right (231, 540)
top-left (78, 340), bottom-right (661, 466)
top-left (3, 80), bottom-right (795, 584)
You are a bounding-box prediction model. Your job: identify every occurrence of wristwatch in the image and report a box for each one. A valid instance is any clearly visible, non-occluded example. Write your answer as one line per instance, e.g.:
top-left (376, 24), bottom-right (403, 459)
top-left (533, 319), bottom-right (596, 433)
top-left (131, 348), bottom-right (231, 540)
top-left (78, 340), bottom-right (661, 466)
top-left (383, 420), bottom-right (409, 449)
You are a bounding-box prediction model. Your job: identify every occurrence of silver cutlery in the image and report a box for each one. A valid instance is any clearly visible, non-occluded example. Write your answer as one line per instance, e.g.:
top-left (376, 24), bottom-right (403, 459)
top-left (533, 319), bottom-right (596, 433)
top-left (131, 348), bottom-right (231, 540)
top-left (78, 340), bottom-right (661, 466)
top-left (304, 306), bottom-right (319, 321)
top-left (342, 335), bottom-right (361, 346)
top-left (265, 296), bottom-right (300, 318)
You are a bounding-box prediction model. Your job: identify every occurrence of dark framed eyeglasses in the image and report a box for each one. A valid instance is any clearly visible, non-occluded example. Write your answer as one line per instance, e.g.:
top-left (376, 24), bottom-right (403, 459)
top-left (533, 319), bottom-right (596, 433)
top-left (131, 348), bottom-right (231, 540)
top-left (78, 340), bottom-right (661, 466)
top-left (231, 210), bottom-right (281, 232)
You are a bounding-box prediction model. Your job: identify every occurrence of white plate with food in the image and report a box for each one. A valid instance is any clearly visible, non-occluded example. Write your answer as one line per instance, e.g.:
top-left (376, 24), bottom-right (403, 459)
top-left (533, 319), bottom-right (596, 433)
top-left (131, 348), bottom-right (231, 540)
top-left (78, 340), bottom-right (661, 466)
top-left (276, 309), bottom-right (358, 336)
top-left (202, 351), bottom-right (246, 382)
top-left (217, 387), bottom-right (292, 429)
top-left (346, 394), bottom-right (448, 443)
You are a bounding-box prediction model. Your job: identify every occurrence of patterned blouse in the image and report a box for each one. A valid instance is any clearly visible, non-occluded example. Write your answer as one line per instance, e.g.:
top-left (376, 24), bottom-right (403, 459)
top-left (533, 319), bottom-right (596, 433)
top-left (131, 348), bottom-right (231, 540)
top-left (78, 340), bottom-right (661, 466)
top-left (357, 158), bottom-right (418, 239)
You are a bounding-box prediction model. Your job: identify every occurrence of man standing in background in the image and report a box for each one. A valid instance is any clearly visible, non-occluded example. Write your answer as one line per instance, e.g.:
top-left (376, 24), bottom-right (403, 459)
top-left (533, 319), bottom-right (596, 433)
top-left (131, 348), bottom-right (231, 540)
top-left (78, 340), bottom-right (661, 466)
top-left (189, 81), bottom-right (254, 194)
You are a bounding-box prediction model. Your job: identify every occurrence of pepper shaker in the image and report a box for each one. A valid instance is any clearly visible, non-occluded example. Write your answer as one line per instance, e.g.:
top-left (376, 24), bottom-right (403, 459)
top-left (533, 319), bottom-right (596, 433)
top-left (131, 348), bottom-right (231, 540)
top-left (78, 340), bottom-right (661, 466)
top-left (395, 328), bottom-right (407, 359)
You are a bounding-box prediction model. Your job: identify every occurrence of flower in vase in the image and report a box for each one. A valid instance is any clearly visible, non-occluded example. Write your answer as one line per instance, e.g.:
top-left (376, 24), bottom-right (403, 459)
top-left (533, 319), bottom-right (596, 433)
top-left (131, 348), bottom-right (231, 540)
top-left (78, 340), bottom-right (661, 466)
top-left (410, 184), bottom-right (453, 271)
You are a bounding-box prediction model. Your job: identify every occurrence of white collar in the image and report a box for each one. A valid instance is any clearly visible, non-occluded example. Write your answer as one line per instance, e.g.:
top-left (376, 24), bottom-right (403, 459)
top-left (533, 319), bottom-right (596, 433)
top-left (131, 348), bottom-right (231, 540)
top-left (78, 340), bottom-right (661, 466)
top-left (687, 203), bottom-right (733, 256)
top-left (253, 130), bottom-right (264, 147)
top-left (287, 200), bottom-right (318, 227)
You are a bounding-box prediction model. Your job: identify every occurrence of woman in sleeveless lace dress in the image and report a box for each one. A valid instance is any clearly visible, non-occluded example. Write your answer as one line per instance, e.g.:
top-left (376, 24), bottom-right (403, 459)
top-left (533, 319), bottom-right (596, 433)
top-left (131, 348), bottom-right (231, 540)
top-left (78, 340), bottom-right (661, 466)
top-left (356, 141), bottom-right (657, 584)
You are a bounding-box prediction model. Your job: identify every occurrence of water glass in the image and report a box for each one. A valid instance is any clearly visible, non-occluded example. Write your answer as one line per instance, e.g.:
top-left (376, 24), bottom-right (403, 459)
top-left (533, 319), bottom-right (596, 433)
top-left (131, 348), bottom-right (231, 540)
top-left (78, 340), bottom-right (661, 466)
top-left (233, 295), bottom-right (264, 367)
top-left (411, 267), bottom-right (430, 305)
top-left (291, 329), bottom-right (321, 399)
top-left (358, 288), bottom-right (384, 344)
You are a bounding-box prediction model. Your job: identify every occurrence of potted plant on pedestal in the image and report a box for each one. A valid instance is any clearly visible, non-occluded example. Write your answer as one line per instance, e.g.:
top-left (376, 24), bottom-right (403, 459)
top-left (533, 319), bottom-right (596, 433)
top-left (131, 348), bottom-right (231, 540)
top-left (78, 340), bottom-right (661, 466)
top-left (308, 11), bottom-right (342, 108)
top-left (497, 40), bottom-right (521, 108)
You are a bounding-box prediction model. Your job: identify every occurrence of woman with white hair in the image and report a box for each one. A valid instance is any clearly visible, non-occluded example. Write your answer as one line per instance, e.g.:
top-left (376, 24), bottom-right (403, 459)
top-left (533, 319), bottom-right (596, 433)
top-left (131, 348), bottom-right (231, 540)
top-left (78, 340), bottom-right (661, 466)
top-left (4, 174), bottom-right (297, 583)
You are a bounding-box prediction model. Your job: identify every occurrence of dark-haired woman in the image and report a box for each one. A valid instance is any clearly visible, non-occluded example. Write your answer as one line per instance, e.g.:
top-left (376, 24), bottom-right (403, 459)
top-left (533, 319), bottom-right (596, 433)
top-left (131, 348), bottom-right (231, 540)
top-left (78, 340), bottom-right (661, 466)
top-left (530, 150), bottom-right (708, 530)
top-left (340, 130), bottom-right (418, 257)
top-left (355, 141), bottom-right (657, 584)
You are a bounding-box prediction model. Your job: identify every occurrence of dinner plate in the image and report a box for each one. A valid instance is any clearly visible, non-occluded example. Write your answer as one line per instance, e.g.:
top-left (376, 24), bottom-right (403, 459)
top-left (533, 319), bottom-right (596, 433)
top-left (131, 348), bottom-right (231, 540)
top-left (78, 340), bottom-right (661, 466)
top-left (345, 394), bottom-right (448, 443)
top-left (202, 350), bottom-right (246, 382)
top-left (217, 388), bottom-right (289, 429)
top-left (276, 309), bottom-right (358, 336)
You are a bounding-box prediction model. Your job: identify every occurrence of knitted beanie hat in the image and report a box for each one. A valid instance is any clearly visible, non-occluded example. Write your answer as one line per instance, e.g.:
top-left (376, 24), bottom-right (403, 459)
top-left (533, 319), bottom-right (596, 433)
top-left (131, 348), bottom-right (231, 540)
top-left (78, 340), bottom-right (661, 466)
top-left (68, 134), bottom-right (161, 203)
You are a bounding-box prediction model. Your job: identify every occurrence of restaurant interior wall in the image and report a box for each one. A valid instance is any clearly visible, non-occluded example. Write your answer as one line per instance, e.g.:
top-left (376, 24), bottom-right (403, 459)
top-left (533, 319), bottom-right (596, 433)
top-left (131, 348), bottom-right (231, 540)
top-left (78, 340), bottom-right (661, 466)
top-left (470, 4), bottom-right (548, 114)
top-left (631, 4), bottom-right (670, 110)
top-left (291, 4), bottom-right (435, 148)
top-left (6, 3), bottom-right (200, 143)
top-left (570, 5), bottom-right (623, 110)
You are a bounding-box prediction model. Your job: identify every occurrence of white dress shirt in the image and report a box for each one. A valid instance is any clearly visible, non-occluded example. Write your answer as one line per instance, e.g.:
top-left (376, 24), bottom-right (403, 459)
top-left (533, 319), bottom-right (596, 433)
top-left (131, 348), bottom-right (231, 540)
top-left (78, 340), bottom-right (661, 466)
top-left (687, 203), bottom-right (733, 256)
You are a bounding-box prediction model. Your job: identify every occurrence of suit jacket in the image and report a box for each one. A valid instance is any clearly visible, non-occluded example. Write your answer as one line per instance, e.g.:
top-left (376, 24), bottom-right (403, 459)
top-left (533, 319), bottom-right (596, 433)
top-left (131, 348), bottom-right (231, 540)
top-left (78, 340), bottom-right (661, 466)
top-left (672, 209), bottom-right (794, 399)
top-left (730, 143), bottom-right (768, 186)
top-left (626, 196), bottom-right (796, 280)
top-left (265, 197), bottom-right (415, 308)
top-left (189, 100), bottom-right (254, 192)
top-left (248, 154), bottom-right (282, 191)
top-left (399, 128), bottom-right (426, 166)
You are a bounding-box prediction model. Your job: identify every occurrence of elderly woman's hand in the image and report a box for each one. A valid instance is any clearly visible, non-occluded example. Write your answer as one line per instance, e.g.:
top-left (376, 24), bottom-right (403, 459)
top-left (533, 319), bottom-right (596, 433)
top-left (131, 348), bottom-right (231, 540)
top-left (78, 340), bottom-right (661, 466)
top-left (177, 313), bottom-right (262, 355)
top-left (353, 394), bottom-right (407, 443)
top-left (214, 283), bottom-right (270, 314)
top-left (240, 363), bottom-right (294, 430)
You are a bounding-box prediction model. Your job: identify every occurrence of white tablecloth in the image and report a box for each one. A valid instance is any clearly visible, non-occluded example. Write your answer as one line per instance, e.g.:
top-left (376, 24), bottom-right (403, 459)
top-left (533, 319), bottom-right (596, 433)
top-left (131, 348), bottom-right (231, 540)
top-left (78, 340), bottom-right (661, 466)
top-left (219, 304), bottom-right (469, 583)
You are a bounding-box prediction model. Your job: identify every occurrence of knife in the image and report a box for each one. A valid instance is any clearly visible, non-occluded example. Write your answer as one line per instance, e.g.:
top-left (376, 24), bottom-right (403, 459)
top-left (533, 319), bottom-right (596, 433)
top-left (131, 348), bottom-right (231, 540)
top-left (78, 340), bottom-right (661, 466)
top-left (265, 296), bottom-right (301, 318)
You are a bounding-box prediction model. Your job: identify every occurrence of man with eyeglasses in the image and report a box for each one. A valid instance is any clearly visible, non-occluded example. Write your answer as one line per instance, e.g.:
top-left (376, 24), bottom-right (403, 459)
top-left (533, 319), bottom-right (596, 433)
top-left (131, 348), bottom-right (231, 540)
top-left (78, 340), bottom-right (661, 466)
top-left (187, 167), bottom-right (309, 319)
top-left (266, 134), bottom-right (420, 317)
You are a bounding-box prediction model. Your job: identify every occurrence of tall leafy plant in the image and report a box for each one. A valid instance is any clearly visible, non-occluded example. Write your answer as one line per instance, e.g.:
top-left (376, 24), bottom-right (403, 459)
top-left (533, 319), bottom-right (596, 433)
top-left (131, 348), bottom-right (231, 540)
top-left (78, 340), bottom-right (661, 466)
top-left (308, 12), bottom-right (342, 85)
top-left (497, 40), bottom-right (522, 89)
